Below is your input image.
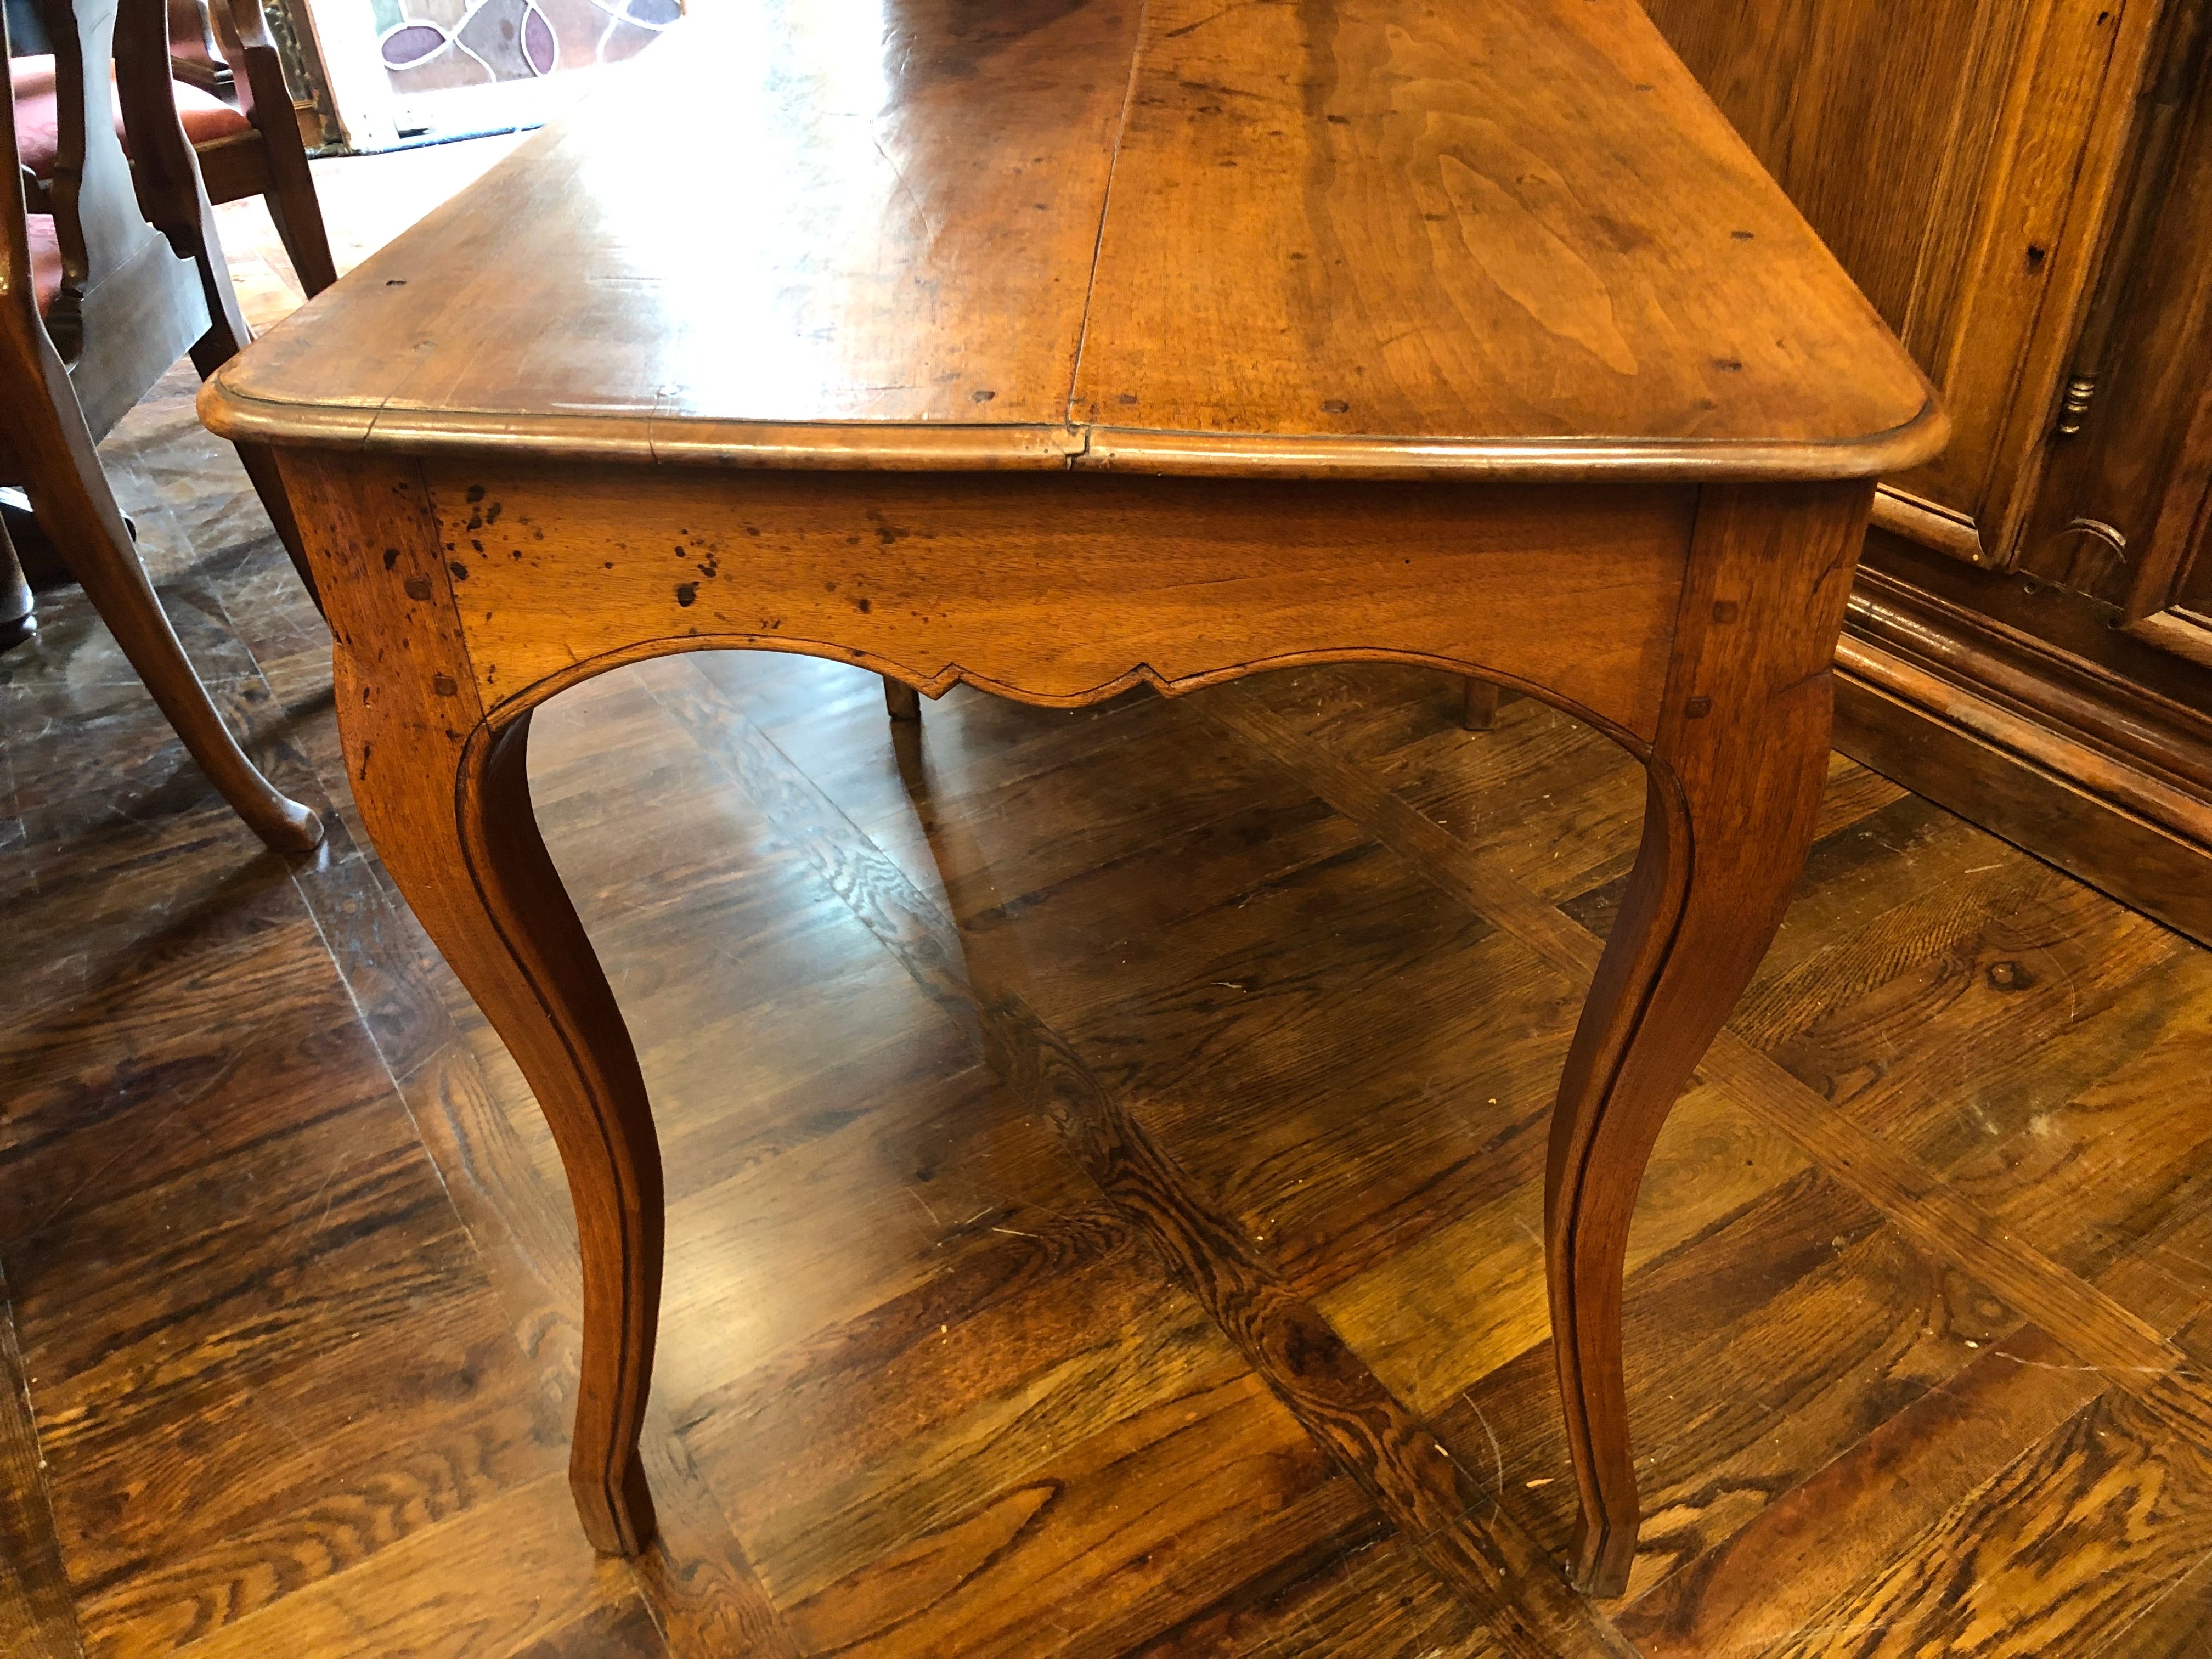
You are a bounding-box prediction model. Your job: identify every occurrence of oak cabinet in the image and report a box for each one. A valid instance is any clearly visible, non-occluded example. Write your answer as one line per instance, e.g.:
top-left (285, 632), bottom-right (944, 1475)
top-left (2026, 0), bottom-right (2212, 669)
top-left (1644, 0), bottom-right (2212, 943)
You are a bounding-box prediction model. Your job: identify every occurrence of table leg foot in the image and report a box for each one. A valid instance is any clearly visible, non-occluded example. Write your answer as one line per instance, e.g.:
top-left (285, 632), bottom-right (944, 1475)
top-left (1542, 481), bottom-right (1869, 1598)
top-left (576, 1443), bottom-right (659, 1557)
top-left (1568, 1509), bottom-right (1639, 1600)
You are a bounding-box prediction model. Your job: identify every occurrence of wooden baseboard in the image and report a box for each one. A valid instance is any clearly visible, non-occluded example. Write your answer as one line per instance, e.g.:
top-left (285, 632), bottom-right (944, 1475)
top-left (1833, 578), bottom-right (2212, 947)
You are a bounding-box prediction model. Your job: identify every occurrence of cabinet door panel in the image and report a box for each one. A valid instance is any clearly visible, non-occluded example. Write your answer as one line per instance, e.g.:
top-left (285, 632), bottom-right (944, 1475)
top-left (1638, 0), bottom-right (1999, 332)
top-left (1642, 0), bottom-right (2159, 567)
top-left (2019, 0), bottom-right (2212, 670)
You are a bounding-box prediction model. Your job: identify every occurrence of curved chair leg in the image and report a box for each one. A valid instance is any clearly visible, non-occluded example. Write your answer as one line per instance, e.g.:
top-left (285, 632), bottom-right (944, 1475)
top-left (344, 698), bottom-right (663, 1553)
top-left (184, 288), bottom-right (321, 613)
top-left (233, 440), bottom-right (322, 611)
top-left (262, 174), bottom-right (339, 298)
top-left (182, 262), bottom-right (323, 616)
top-left (1543, 482), bottom-right (1870, 1596)
top-left (38, 448), bottom-right (320, 851)
top-left (12, 325), bottom-right (320, 851)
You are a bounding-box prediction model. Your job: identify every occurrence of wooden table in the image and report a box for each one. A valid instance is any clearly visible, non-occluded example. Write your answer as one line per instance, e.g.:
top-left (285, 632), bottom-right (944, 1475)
top-left (200, 0), bottom-right (1943, 1600)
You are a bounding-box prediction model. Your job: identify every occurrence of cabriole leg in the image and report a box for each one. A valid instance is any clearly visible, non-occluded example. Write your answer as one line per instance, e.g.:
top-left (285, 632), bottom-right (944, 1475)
top-left (292, 454), bottom-right (663, 1554)
top-left (1544, 482), bottom-right (1871, 1596)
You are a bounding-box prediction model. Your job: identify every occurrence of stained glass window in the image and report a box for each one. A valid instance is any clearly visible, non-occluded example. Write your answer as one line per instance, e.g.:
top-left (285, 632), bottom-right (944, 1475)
top-left (371, 0), bottom-right (678, 94)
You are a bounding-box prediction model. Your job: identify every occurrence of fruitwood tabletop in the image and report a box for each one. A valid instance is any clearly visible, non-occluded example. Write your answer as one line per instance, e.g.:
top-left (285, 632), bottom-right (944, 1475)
top-left (200, 0), bottom-right (1945, 1600)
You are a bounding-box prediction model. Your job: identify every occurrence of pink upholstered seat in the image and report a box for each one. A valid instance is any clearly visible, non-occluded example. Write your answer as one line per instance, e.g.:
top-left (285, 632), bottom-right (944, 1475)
top-left (9, 52), bottom-right (252, 182)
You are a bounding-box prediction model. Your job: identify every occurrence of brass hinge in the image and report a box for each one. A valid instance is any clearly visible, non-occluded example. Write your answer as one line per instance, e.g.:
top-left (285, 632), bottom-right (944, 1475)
top-left (2056, 373), bottom-right (2097, 436)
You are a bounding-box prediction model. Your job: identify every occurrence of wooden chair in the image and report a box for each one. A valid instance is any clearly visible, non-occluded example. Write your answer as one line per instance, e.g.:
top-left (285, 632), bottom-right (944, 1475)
top-left (168, 0), bottom-right (332, 292)
top-left (2, 0), bottom-right (318, 850)
top-left (12, 0), bottom-right (335, 296)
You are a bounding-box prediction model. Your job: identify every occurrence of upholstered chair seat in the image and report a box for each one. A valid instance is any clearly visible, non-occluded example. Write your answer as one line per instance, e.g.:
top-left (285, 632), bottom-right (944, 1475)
top-left (9, 50), bottom-right (251, 179)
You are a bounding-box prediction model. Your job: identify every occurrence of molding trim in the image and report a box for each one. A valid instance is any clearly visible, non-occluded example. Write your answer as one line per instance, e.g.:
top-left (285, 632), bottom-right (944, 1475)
top-left (1847, 568), bottom-right (2212, 803)
top-left (1835, 636), bottom-right (2212, 846)
top-left (2126, 610), bottom-right (2212, 672)
top-left (1833, 570), bottom-right (2212, 945)
top-left (1871, 485), bottom-right (1988, 566)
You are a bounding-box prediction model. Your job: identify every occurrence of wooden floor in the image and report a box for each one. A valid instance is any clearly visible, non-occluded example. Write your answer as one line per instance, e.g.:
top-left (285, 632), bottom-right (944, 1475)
top-left (5, 139), bottom-right (2212, 1659)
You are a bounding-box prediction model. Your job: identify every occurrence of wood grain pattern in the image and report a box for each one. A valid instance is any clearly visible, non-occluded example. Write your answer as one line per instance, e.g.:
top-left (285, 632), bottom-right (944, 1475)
top-left (168, 1472), bottom-right (620, 1659)
top-left (1614, 1323), bottom-right (2119, 1658)
top-left (1111, 1528), bottom-right (1509, 1659)
top-left (202, 0), bottom-right (1143, 450)
top-left (0, 1263), bottom-right (83, 1659)
top-left (775, 1370), bottom-right (1339, 1659)
top-left (1075, 0), bottom-right (1929, 459)
top-left (274, 449), bottom-right (664, 1558)
top-left (416, 461), bottom-right (1693, 742)
top-left (991, 1006), bottom-right (1620, 1659)
top-left (644, 683), bottom-right (1628, 1659)
top-left (10, 282), bottom-right (2212, 1655)
top-left (1765, 1390), bottom-right (2212, 1659)
top-left (198, 1), bottom-right (1943, 480)
top-left (505, 1598), bottom-right (668, 1659)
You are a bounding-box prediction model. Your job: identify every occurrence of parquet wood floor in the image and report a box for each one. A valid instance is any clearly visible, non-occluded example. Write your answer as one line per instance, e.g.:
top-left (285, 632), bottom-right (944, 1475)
top-left (3, 140), bottom-right (2209, 1659)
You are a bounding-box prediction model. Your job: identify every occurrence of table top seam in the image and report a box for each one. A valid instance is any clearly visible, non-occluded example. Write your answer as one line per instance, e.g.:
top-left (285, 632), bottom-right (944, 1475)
top-left (1064, 0), bottom-right (1154, 436)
